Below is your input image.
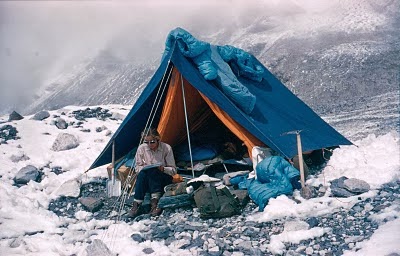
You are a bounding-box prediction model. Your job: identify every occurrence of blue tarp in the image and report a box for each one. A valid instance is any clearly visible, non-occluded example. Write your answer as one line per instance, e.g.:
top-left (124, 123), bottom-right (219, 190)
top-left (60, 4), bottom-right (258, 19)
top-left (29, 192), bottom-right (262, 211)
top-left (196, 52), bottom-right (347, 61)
top-left (88, 27), bottom-right (352, 170)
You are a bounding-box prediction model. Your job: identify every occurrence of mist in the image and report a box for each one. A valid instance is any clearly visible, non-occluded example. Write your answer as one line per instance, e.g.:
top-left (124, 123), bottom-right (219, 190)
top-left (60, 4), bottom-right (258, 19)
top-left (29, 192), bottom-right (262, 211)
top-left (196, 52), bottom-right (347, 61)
top-left (1, 0), bottom-right (384, 115)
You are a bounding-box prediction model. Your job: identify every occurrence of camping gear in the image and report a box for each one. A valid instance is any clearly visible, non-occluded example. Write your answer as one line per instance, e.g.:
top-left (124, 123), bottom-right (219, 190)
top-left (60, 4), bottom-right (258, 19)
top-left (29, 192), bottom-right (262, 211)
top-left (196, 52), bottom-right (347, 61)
top-left (172, 173), bottom-right (184, 183)
top-left (107, 141), bottom-right (121, 197)
top-left (164, 182), bottom-right (187, 196)
top-left (88, 28), bottom-right (351, 185)
top-left (246, 156), bottom-right (300, 211)
top-left (193, 184), bottom-right (241, 218)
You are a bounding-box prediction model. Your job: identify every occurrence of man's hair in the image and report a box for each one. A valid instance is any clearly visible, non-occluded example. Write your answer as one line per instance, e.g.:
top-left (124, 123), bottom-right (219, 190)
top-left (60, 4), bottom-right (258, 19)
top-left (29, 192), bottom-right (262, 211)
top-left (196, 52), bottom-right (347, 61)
top-left (141, 127), bottom-right (160, 141)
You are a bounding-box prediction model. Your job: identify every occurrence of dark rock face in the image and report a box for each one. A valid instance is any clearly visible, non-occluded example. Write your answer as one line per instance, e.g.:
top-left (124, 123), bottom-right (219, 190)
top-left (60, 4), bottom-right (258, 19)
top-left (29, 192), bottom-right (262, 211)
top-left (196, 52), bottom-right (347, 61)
top-left (8, 111), bottom-right (24, 121)
top-left (55, 118), bottom-right (68, 129)
top-left (14, 165), bottom-right (40, 185)
top-left (72, 107), bottom-right (112, 121)
top-left (0, 125), bottom-right (19, 143)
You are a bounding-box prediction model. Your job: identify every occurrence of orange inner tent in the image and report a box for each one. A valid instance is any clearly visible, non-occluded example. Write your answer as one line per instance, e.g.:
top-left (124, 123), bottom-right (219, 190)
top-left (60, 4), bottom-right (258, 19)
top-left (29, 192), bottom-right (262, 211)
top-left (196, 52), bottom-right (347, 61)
top-left (157, 68), bottom-right (265, 157)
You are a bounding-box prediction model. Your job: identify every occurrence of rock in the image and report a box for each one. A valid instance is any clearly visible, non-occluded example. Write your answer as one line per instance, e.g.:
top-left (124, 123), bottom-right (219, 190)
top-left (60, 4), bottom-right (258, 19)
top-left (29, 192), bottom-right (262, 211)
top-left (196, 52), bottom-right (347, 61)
top-left (0, 124), bottom-right (19, 142)
top-left (14, 165), bottom-right (40, 184)
top-left (51, 133), bottom-right (79, 151)
top-left (343, 178), bottom-right (370, 194)
top-left (111, 112), bottom-right (125, 121)
top-left (143, 248), bottom-right (154, 254)
top-left (31, 110), bottom-right (50, 121)
top-left (131, 233), bottom-right (145, 243)
top-left (86, 239), bottom-right (114, 256)
top-left (300, 186), bottom-right (314, 199)
top-left (54, 179), bottom-right (81, 198)
top-left (8, 111), bottom-right (24, 121)
top-left (55, 118), bottom-right (68, 129)
top-left (9, 237), bottom-right (24, 248)
top-left (330, 176), bottom-right (348, 189)
top-left (79, 197), bottom-right (104, 212)
top-left (330, 187), bottom-right (357, 197)
top-left (10, 152), bottom-right (30, 162)
top-left (306, 217), bottom-right (319, 228)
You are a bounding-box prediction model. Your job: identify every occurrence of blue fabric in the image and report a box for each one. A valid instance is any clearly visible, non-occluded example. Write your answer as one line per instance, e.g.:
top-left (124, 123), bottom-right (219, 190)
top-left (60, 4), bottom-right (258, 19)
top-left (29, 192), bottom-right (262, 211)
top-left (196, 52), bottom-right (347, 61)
top-left (246, 156), bottom-right (300, 211)
top-left (164, 28), bottom-right (255, 114)
top-left (174, 143), bottom-right (219, 162)
top-left (89, 27), bottom-right (352, 170)
top-left (218, 45), bottom-right (264, 82)
top-left (230, 174), bottom-right (249, 190)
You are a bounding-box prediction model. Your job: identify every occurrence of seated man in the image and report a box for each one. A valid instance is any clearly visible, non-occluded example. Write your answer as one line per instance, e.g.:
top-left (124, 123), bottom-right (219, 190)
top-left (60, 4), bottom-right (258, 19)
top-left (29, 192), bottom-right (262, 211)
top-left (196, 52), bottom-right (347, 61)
top-left (127, 128), bottom-right (177, 218)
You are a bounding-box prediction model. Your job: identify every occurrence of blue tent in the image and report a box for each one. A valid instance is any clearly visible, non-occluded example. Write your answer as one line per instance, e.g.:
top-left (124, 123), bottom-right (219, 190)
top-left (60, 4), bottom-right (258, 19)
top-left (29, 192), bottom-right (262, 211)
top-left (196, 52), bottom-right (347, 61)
top-left (88, 28), bottom-right (351, 170)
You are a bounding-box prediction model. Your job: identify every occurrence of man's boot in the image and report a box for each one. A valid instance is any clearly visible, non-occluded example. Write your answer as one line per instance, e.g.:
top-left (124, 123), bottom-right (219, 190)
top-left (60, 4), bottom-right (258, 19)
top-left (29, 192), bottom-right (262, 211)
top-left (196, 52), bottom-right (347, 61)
top-left (150, 198), bottom-right (162, 216)
top-left (127, 201), bottom-right (142, 218)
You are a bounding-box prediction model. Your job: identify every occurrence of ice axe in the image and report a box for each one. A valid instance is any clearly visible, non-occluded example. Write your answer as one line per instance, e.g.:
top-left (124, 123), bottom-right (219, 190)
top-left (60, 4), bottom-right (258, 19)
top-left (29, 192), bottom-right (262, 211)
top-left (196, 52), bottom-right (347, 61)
top-left (281, 130), bottom-right (312, 199)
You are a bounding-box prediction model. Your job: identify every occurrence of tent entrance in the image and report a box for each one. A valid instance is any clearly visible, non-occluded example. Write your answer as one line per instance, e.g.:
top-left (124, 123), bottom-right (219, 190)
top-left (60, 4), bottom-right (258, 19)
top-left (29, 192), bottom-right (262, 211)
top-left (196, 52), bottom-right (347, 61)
top-left (157, 67), bottom-right (264, 164)
top-left (157, 68), bottom-right (264, 168)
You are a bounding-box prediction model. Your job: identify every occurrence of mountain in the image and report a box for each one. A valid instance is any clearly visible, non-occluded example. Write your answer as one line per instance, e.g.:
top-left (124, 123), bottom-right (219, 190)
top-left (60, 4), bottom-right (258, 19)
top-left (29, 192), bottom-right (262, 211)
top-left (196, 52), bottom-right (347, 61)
top-left (24, 0), bottom-right (399, 115)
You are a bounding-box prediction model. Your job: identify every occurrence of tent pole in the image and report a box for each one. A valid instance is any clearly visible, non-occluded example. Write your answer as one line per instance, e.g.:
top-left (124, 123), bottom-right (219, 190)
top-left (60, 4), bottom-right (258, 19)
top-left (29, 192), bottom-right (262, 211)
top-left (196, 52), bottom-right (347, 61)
top-left (180, 74), bottom-right (195, 177)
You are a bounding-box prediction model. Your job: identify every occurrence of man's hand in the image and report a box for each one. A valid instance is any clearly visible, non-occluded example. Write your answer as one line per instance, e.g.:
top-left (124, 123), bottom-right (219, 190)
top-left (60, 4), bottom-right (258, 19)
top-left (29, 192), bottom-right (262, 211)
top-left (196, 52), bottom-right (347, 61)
top-left (158, 165), bottom-right (165, 172)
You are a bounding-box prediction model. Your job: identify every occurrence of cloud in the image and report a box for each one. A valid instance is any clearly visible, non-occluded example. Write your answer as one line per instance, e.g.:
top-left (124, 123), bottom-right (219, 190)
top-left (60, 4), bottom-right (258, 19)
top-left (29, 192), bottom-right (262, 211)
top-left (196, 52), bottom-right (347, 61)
top-left (0, 0), bottom-right (349, 114)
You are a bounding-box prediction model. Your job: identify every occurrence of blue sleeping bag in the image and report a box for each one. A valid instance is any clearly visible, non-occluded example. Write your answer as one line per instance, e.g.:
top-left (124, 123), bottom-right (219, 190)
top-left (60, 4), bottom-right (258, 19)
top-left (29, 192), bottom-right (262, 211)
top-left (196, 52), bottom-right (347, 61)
top-left (246, 156), bottom-right (300, 211)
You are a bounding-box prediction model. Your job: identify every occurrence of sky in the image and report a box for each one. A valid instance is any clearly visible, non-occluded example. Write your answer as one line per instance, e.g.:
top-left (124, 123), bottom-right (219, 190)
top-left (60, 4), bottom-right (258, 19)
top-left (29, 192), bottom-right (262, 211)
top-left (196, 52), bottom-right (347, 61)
top-left (0, 105), bottom-right (399, 255)
top-left (0, 0), bottom-right (260, 108)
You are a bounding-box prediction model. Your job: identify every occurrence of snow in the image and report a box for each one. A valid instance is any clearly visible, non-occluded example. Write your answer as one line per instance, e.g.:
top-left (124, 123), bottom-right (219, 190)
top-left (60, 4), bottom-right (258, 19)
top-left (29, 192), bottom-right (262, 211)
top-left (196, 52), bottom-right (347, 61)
top-left (0, 106), bottom-right (399, 255)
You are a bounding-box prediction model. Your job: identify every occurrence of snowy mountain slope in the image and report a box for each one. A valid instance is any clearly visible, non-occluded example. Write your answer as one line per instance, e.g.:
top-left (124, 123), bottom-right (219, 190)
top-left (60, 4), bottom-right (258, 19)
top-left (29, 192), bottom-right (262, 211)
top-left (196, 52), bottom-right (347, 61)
top-left (19, 0), bottom-right (400, 116)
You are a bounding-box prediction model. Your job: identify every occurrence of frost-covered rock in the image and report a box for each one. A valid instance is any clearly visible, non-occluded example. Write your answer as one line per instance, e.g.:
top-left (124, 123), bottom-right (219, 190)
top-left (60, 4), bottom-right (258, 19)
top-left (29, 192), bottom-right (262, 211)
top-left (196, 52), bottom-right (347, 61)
top-left (110, 112), bottom-right (125, 121)
top-left (31, 110), bottom-right (50, 121)
top-left (86, 239), bottom-right (114, 256)
top-left (54, 179), bottom-right (81, 198)
top-left (343, 178), bottom-right (370, 194)
top-left (14, 165), bottom-right (40, 184)
top-left (10, 152), bottom-right (30, 162)
top-left (51, 133), bottom-right (79, 151)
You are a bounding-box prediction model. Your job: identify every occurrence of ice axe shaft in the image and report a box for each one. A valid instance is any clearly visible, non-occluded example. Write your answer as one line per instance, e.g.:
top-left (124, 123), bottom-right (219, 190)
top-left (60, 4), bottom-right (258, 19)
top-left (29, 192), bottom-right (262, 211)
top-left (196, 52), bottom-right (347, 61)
top-left (281, 129), bottom-right (306, 189)
top-left (296, 133), bottom-right (305, 188)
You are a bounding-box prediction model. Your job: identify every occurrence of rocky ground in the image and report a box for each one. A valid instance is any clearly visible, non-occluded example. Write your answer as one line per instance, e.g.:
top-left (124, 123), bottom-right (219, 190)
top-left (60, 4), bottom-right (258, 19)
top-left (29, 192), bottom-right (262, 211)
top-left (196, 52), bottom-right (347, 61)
top-left (48, 176), bottom-right (400, 256)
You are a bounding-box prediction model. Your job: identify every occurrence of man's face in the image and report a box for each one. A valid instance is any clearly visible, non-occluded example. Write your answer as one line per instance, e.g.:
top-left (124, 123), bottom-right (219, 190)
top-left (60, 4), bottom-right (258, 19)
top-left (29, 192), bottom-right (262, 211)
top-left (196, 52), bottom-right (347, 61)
top-left (143, 135), bottom-right (159, 150)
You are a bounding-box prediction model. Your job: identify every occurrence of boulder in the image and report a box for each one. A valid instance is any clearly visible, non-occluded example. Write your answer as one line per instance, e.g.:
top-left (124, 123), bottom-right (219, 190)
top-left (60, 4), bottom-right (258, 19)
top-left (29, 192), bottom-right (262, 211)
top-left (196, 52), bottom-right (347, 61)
top-left (54, 179), bottom-right (81, 198)
top-left (343, 178), bottom-right (370, 194)
top-left (51, 133), bottom-right (79, 151)
top-left (8, 111), bottom-right (24, 121)
top-left (79, 197), bottom-right (104, 212)
top-left (55, 118), bottom-right (68, 130)
top-left (14, 165), bottom-right (40, 184)
top-left (31, 111), bottom-right (50, 121)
